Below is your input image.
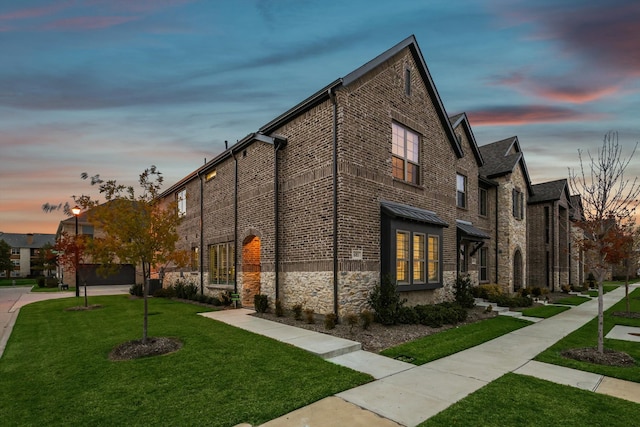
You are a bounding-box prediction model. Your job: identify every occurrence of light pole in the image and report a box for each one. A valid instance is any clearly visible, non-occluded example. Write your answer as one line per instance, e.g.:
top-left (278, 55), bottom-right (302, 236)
top-left (71, 205), bottom-right (81, 297)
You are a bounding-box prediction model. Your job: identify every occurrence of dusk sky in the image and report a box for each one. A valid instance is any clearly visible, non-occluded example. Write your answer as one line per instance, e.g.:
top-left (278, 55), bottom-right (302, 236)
top-left (1, 0), bottom-right (639, 234)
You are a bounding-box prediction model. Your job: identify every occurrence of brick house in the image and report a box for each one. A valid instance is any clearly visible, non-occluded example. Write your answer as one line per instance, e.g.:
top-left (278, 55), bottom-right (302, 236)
top-left (478, 136), bottom-right (533, 292)
top-left (527, 179), bottom-right (578, 290)
top-left (0, 232), bottom-right (55, 278)
top-left (161, 35), bottom-right (495, 315)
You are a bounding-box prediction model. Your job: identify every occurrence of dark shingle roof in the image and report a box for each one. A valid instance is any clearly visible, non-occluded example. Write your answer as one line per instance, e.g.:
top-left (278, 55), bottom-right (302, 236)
top-left (529, 179), bottom-right (568, 204)
top-left (479, 152), bottom-right (522, 178)
top-left (456, 220), bottom-right (490, 240)
top-left (0, 233), bottom-right (55, 248)
top-left (381, 200), bottom-right (449, 227)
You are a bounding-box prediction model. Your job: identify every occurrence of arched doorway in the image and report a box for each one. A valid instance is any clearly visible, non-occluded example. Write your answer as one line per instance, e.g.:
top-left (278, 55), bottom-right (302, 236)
top-left (242, 235), bottom-right (261, 306)
top-left (513, 249), bottom-right (523, 291)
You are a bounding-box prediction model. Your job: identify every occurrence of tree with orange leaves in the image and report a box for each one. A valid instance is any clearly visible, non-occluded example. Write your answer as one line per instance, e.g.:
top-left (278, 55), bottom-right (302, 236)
top-left (569, 131), bottom-right (639, 353)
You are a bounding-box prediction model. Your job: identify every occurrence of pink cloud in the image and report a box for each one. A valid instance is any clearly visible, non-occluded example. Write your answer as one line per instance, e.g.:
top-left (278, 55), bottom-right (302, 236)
top-left (468, 106), bottom-right (605, 126)
top-left (490, 71), bottom-right (621, 104)
top-left (43, 15), bottom-right (139, 30)
top-left (0, 2), bottom-right (69, 21)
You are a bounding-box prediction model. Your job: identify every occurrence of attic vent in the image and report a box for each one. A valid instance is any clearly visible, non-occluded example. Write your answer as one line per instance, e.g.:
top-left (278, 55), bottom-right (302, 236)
top-left (404, 67), bottom-right (411, 96)
top-left (457, 134), bottom-right (462, 144)
top-left (205, 170), bottom-right (217, 181)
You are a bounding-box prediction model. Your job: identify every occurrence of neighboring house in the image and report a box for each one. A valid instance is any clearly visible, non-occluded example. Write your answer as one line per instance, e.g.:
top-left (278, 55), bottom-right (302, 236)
top-left (56, 211), bottom-right (137, 287)
top-left (161, 35), bottom-right (496, 315)
top-left (0, 232), bottom-right (55, 278)
top-left (527, 179), bottom-right (581, 291)
top-left (478, 136), bottom-right (533, 292)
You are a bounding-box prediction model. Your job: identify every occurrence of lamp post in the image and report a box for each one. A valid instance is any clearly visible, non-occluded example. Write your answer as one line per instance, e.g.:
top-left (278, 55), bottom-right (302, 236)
top-left (71, 205), bottom-right (81, 297)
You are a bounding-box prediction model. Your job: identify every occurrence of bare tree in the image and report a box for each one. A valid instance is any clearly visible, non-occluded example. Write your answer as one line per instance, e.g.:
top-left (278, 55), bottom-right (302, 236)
top-left (569, 131), bottom-right (640, 353)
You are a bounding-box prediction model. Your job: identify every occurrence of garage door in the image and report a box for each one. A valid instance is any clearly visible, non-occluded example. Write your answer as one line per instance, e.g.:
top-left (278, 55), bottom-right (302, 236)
top-left (80, 264), bottom-right (136, 286)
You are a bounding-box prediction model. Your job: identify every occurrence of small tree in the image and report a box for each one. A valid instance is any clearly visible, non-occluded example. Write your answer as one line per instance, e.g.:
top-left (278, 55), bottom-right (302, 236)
top-left (78, 166), bottom-right (188, 343)
top-left (54, 232), bottom-right (91, 305)
top-left (569, 131), bottom-right (640, 353)
top-left (0, 240), bottom-right (12, 278)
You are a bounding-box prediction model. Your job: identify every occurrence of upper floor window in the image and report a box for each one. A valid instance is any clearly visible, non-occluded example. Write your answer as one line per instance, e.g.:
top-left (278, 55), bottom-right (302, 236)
top-left (479, 188), bottom-right (488, 216)
top-left (512, 188), bottom-right (524, 219)
top-left (392, 123), bottom-right (420, 185)
top-left (11, 248), bottom-right (19, 255)
top-left (177, 188), bottom-right (186, 217)
top-left (457, 174), bottom-right (467, 208)
top-left (404, 67), bottom-right (411, 96)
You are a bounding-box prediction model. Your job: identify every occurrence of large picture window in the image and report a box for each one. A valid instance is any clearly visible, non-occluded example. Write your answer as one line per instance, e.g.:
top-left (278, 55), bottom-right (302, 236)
top-left (392, 123), bottom-right (420, 185)
top-left (209, 242), bottom-right (235, 285)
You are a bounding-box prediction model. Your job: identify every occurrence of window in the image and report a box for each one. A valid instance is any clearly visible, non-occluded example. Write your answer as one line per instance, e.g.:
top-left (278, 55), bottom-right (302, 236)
top-left (12, 259), bottom-right (20, 266)
top-left (394, 230), bottom-right (440, 286)
top-left (81, 225), bottom-right (94, 238)
top-left (404, 67), bottom-right (411, 96)
top-left (428, 235), bottom-right (439, 283)
top-left (177, 188), bottom-right (186, 217)
top-left (392, 123), bottom-right (420, 185)
top-left (457, 174), bottom-right (467, 208)
top-left (512, 188), bottom-right (524, 219)
top-left (459, 243), bottom-right (468, 272)
top-left (11, 248), bottom-right (19, 255)
top-left (479, 247), bottom-right (488, 282)
top-left (479, 188), bottom-right (488, 216)
top-left (544, 206), bottom-right (550, 243)
top-left (205, 170), bottom-right (217, 181)
top-left (191, 246), bottom-right (199, 270)
top-left (209, 242), bottom-right (235, 285)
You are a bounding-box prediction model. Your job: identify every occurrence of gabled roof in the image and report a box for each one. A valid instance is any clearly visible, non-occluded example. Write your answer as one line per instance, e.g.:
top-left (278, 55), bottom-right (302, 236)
top-left (569, 194), bottom-right (585, 221)
top-left (479, 136), bottom-right (534, 195)
top-left (529, 179), bottom-right (570, 204)
top-left (0, 232), bottom-right (55, 248)
top-left (260, 35), bottom-right (463, 158)
top-left (449, 112), bottom-right (484, 166)
top-left (381, 200), bottom-right (449, 227)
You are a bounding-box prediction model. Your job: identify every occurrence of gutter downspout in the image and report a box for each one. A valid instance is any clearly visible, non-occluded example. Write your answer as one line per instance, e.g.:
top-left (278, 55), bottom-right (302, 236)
top-left (274, 140), bottom-right (281, 301)
top-left (495, 187), bottom-right (499, 284)
top-left (233, 149), bottom-right (238, 294)
top-left (197, 170), bottom-right (204, 294)
top-left (329, 88), bottom-right (338, 316)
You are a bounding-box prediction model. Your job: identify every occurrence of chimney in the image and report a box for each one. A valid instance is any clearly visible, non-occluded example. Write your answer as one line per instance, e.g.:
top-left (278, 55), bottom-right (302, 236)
top-left (26, 233), bottom-right (34, 245)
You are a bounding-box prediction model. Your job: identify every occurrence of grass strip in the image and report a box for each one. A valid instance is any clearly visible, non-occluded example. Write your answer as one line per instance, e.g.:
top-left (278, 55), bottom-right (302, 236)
top-left (583, 285), bottom-right (618, 297)
top-left (535, 287), bottom-right (640, 383)
top-left (0, 296), bottom-right (370, 426)
top-left (520, 305), bottom-right (570, 318)
top-left (0, 278), bottom-right (37, 287)
top-left (380, 316), bottom-right (531, 365)
top-left (420, 373), bottom-right (640, 427)
top-left (552, 295), bottom-right (590, 306)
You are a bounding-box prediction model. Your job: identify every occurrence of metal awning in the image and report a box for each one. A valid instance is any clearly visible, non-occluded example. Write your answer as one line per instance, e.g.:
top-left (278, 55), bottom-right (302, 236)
top-left (456, 220), bottom-right (490, 240)
top-left (381, 200), bottom-right (449, 227)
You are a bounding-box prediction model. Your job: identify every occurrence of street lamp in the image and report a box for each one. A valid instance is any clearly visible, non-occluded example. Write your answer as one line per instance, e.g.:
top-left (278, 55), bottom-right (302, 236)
top-left (71, 205), bottom-right (81, 297)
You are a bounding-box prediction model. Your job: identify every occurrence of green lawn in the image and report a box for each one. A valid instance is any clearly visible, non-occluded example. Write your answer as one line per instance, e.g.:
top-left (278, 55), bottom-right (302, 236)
top-left (420, 373), bottom-right (639, 426)
top-left (552, 295), bottom-right (591, 306)
top-left (29, 285), bottom-right (76, 293)
top-left (536, 287), bottom-right (640, 383)
top-left (0, 296), bottom-right (370, 426)
top-left (0, 278), bottom-right (37, 287)
top-left (380, 316), bottom-right (531, 365)
top-left (520, 305), bottom-right (570, 318)
top-left (583, 285), bottom-right (619, 298)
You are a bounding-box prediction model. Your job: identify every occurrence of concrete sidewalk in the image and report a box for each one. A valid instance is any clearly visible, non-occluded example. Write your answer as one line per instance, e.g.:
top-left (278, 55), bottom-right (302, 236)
top-left (203, 284), bottom-right (639, 427)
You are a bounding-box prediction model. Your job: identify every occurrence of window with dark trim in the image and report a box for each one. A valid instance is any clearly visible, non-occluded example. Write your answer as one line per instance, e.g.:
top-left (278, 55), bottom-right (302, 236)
top-left (512, 188), bottom-right (524, 219)
top-left (209, 242), bottom-right (235, 285)
top-left (392, 122), bottom-right (420, 185)
top-left (404, 67), bottom-right (411, 96)
top-left (457, 174), bottom-right (467, 208)
top-left (191, 246), bottom-right (199, 271)
top-left (479, 188), bottom-right (488, 216)
top-left (479, 247), bottom-right (488, 282)
top-left (177, 188), bottom-right (186, 217)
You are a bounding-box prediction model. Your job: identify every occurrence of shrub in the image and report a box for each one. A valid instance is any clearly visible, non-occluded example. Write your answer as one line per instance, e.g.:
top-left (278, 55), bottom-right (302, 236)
top-left (367, 275), bottom-right (406, 325)
top-left (454, 275), bottom-right (476, 308)
top-left (153, 287), bottom-right (175, 298)
top-left (530, 286), bottom-right (542, 297)
top-left (275, 299), bottom-right (284, 317)
top-left (304, 308), bottom-right (315, 324)
top-left (344, 313), bottom-right (359, 332)
top-left (472, 284), bottom-right (502, 300)
top-left (254, 294), bottom-right (269, 313)
top-left (397, 306), bottom-right (419, 324)
top-left (324, 313), bottom-right (337, 330)
top-left (518, 287), bottom-right (530, 297)
top-left (292, 304), bottom-right (303, 320)
top-left (129, 283), bottom-right (143, 297)
top-left (561, 284), bottom-right (571, 294)
top-left (360, 310), bottom-right (374, 330)
top-left (36, 277), bottom-right (46, 288)
top-left (489, 293), bottom-right (532, 308)
top-left (219, 291), bottom-right (232, 306)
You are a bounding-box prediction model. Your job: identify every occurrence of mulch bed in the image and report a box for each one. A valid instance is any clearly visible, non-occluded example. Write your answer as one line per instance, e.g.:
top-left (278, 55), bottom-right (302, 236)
top-left (65, 304), bottom-right (103, 311)
top-left (561, 347), bottom-right (636, 367)
top-left (109, 337), bottom-right (183, 361)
